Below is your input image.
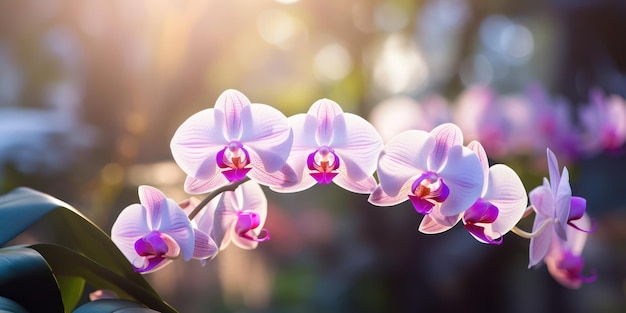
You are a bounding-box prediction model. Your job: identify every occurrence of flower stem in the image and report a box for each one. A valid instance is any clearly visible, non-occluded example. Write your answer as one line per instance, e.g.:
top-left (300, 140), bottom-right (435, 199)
top-left (187, 177), bottom-right (251, 220)
top-left (510, 218), bottom-right (552, 239)
top-left (521, 205), bottom-right (534, 219)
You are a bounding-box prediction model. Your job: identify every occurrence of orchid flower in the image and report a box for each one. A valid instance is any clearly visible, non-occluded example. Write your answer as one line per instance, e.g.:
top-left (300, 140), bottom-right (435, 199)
top-left (213, 180), bottom-right (269, 250)
top-left (170, 89), bottom-right (296, 194)
top-left (579, 89), bottom-right (626, 154)
top-left (179, 197), bottom-right (219, 265)
top-left (528, 148), bottom-right (594, 268)
top-left (369, 123), bottom-right (484, 228)
top-left (523, 84), bottom-right (581, 159)
top-left (419, 140), bottom-right (527, 244)
top-left (545, 213), bottom-right (596, 289)
top-left (111, 185), bottom-right (194, 273)
top-left (272, 98), bottom-right (383, 193)
top-left (452, 85), bottom-right (509, 157)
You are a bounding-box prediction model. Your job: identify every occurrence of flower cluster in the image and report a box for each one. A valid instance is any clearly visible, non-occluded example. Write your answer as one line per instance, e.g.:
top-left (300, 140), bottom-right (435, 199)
top-left (111, 89), bottom-right (597, 288)
top-left (370, 84), bottom-right (626, 162)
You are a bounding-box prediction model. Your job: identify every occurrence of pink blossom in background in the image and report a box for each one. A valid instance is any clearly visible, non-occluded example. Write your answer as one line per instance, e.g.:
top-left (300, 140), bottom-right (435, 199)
top-left (369, 123), bottom-right (484, 230)
top-left (273, 98), bottom-right (383, 193)
top-left (524, 84), bottom-right (581, 160)
top-left (369, 95), bottom-right (450, 143)
top-left (579, 89), bottom-right (626, 154)
top-left (111, 186), bottom-right (195, 273)
top-left (495, 94), bottom-right (536, 156)
top-left (545, 214), bottom-right (596, 289)
top-left (170, 89), bottom-right (296, 194)
top-left (452, 85), bottom-right (509, 158)
top-left (213, 180), bottom-right (269, 250)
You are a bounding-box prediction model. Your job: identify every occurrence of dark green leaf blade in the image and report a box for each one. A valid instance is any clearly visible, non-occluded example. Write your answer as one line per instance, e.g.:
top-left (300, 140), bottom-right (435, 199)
top-left (0, 246), bottom-right (65, 313)
top-left (31, 243), bottom-right (176, 313)
top-left (0, 187), bottom-right (177, 312)
top-left (0, 188), bottom-right (154, 290)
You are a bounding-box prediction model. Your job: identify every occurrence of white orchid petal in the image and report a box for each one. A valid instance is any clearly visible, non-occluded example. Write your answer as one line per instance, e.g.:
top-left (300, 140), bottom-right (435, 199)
top-left (158, 198), bottom-right (194, 261)
top-left (111, 203), bottom-right (151, 262)
top-left (170, 108), bottom-right (226, 180)
top-left (467, 140), bottom-right (489, 191)
top-left (529, 179), bottom-right (554, 217)
top-left (419, 212), bottom-right (459, 234)
top-left (271, 174), bottom-right (317, 193)
top-left (377, 130), bottom-right (432, 196)
top-left (192, 229), bottom-right (219, 260)
top-left (212, 193), bottom-right (238, 250)
top-left (437, 146), bottom-right (484, 216)
top-left (239, 181), bottom-right (268, 224)
top-left (528, 216), bottom-right (552, 268)
top-left (546, 148), bottom-right (561, 193)
top-left (137, 186), bottom-right (166, 229)
top-left (184, 174), bottom-right (229, 194)
top-left (332, 113), bottom-right (383, 181)
top-left (214, 89), bottom-right (250, 140)
top-left (368, 183), bottom-right (412, 206)
top-left (241, 103), bottom-right (293, 172)
top-left (567, 214), bottom-right (591, 254)
top-left (554, 167), bottom-right (572, 241)
top-left (428, 123), bottom-right (464, 172)
top-left (231, 233), bottom-right (259, 250)
top-left (248, 163), bottom-right (299, 189)
top-left (334, 174), bottom-right (377, 194)
top-left (483, 164), bottom-right (528, 237)
top-left (308, 99), bottom-right (343, 146)
top-left (289, 113), bottom-right (319, 150)
top-left (192, 197), bottom-right (218, 234)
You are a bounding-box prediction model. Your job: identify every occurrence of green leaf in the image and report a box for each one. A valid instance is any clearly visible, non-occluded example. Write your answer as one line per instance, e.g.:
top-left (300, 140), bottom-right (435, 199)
top-left (30, 243), bottom-right (176, 313)
top-left (0, 187), bottom-right (177, 313)
top-left (57, 275), bottom-right (86, 313)
top-left (74, 299), bottom-right (159, 313)
top-left (0, 246), bottom-right (64, 313)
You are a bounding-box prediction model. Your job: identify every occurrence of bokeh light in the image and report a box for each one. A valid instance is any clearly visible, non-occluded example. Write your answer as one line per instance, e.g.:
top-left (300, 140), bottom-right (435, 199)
top-left (1, 0), bottom-right (626, 312)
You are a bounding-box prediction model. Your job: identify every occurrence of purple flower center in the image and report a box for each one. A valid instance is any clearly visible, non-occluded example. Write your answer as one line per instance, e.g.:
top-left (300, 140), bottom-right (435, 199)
top-left (133, 230), bottom-right (179, 272)
top-left (307, 146), bottom-right (340, 184)
top-left (407, 172), bottom-right (449, 215)
top-left (235, 211), bottom-right (270, 242)
top-left (558, 251), bottom-right (597, 284)
top-left (463, 198), bottom-right (502, 245)
top-left (217, 141), bottom-right (251, 182)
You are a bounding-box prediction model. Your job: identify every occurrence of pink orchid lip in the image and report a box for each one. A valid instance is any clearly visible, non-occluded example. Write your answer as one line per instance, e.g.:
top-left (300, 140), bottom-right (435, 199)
top-left (407, 172), bottom-right (450, 214)
top-left (134, 230), bottom-right (179, 272)
top-left (559, 251), bottom-right (597, 284)
top-left (567, 196), bottom-right (597, 233)
top-left (235, 211), bottom-right (270, 242)
top-left (216, 141), bottom-right (252, 182)
top-left (307, 146), bottom-right (340, 184)
top-left (463, 198), bottom-right (502, 245)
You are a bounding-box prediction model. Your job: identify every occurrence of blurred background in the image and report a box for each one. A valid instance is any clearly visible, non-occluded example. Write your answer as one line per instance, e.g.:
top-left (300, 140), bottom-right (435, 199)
top-left (1, 0), bottom-right (626, 312)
